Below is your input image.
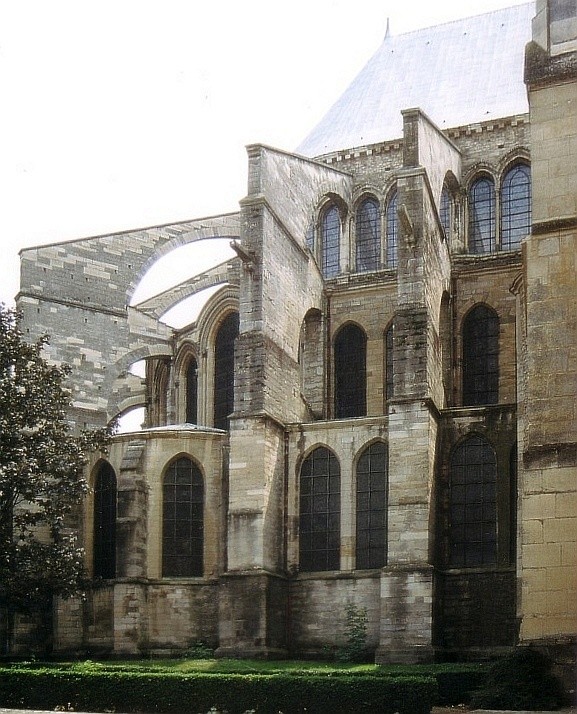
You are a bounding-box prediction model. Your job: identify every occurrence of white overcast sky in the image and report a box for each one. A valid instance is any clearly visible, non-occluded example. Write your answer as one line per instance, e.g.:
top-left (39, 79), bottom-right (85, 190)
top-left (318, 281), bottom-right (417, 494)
top-left (0, 0), bottom-right (532, 308)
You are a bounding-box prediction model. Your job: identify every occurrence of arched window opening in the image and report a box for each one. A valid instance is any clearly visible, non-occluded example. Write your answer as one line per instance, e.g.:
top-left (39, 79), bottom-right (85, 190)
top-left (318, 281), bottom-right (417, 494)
top-left (334, 323), bottom-right (367, 418)
top-left (299, 447), bottom-right (340, 572)
top-left (449, 435), bottom-right (497, 568)
top-left (386, 190), bottom-right (398, 268)
top-left (93, 462), bottom-right (117, 579)
top-left (462, 305), bottom-right (499, 406)
top-left (186, 357), bottom-right (198, 424)
top-left (356, 197), bottom-right (380, 272)
top-left (501, 164), bottom-right (531, 251)
top-left (151, 359), bottom-right (170, 427)
top-left (321, 204), bottom-right (340, 278)
top-left (300, 309), bottom-right (324, 417)
top-left (162, 456), bottom-right (204, 577)
top-left (468, 176), bottom-right (496, 253)
top-left (385, 322), bottom-right (395, 401)
top-left (356, 442), bottom-right (388, 569)
top-left (440, 187), bottom-right (452, 240)
top-left (214, 312), bottom-right (239, 430)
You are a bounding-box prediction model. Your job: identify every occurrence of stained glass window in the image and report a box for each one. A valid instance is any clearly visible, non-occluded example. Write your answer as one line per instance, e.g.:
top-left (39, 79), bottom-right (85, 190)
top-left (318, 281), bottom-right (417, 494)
top-left (334, 324), bottom-right (367, 418)
top-left (356, 442), bottom-right (388, 569)
top-left (162, 457), bottom-right (204, 577)
top-left (501, 164), bottom-right (531, 250)
top-left (214, 312), bottom-right (239, 430)
top-left (93, 462), bottom-right (117, 579)
top-left (321, 204), bottom-right (340, 278)
top-left (449, 435), bottom-right (497, 568)
top-left (469, 177), bottom-right (496, 253)
top-left (356, 198), bottom-right (380, 272)
top-left (299, 447), bottom-right (340, 572)
top-left (440, 187), bottom-right (452, 240)
top-left (462, 305), bottom-right (499, 406)
top-left (386, 191), bottom-right (398, 268)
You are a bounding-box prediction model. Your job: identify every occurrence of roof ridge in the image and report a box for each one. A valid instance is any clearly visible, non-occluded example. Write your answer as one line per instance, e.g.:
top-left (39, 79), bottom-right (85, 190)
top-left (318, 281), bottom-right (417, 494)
top-left (384, 2), bottom-right (533, 41)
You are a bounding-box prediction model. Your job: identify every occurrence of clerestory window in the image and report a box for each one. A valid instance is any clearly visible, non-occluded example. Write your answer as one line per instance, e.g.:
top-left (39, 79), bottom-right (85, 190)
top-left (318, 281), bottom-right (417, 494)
top-left (321, 204), bottom-right (341, 279)
top-left (386, 190), bottom-right (398, 268)
top-left (440, 187), bottom-right (452, 240)
top-left (501, 164), bottom-right (531, 251)
top-left (356, 197), bottom-right (380, 272)
top-left (468, 177), bottom-right (496, 253)
top-left (214, 312), bottom-right (239, 430)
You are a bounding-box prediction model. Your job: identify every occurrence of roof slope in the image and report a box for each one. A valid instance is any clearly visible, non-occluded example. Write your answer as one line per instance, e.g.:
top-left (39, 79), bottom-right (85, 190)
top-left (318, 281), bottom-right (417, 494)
top-left (296, 3), bottom-right (533, 157)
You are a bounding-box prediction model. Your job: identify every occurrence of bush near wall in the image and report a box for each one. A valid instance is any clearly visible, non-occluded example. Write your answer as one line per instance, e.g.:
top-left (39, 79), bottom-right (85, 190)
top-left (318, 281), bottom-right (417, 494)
top-left (0, 667), bottom-right (437, 714)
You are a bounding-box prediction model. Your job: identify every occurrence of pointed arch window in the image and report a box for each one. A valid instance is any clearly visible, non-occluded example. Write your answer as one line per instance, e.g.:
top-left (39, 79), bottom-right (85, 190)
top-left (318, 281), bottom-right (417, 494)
top-left (501, 164), bottom-right (531, 251)
top-left (162, 456), bottom-right (204, 577)
top-left (186, 357), bottom-right (198, 424)
top-left (356, 197), bottom-right (380, 272)
top-left (299, 447), bottom-right (340, 572)
top-left (468, 176), bottom-right (496, 253)
top-left (386, 190), bottom-right (398, 268)
top-left (356, 442), bottom-right (388, 569)
top-left (449, 435), bottom-right (497, 568)
top-left (334, 323), bottom-right (367, 418)
top-left (93, 461), bottom-right (117, 579)
top-left (462, 305), bottom-right (499, 406)
top-left (214, 312), bottom-right (239, 430)
top-left (440, 187), bottom-right (452, 240)
top-left (321, 204), bottom-right (340, 278)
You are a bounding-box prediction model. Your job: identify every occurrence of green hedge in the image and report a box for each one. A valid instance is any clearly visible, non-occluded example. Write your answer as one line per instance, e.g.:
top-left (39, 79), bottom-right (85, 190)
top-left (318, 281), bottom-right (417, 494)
top-left (210, 663), bottom-right (486, 705)
top-left (0, 667), bottom-right (437, 714)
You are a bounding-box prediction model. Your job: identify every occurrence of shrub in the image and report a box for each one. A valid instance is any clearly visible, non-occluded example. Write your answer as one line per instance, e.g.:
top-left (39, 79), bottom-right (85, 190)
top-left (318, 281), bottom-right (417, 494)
top-left (0, 667), bottom-right (437, 714)
top-left (470, 647), bottom-right (564, 711)
top-left (337, 603), bottom-right (369, 663)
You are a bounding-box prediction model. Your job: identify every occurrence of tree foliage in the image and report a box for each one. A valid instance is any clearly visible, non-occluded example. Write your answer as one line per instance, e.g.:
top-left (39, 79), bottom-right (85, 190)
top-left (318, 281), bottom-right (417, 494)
top-left (0, 306), bottom-right (111, 614)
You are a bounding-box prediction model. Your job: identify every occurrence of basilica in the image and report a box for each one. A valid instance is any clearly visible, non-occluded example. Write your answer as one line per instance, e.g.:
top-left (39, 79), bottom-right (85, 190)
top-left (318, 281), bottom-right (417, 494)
top-left (16, 0), bottom-right (577, 670)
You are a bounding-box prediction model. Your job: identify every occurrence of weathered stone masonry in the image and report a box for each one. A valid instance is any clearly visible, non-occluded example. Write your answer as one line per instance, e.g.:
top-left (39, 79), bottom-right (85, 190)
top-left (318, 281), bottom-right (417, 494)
top-left (15, 1), bottom-right (576, 675)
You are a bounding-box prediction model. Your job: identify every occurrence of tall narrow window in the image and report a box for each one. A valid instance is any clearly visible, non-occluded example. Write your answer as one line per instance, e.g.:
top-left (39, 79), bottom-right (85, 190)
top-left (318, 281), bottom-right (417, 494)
top-left (385, 322), bottom-right (394, 401)
top-left (462, 304), bottom-right (499, 406)
top-left (356, 197), bottom-right (380, 272)
top-left (299, 447), bottom-right (340, 572)
top-left (334, 323), bottom-right (367, 418)
top-left (440, 187), bottom-right (452, 240)
top-left (214, 312), bottom-right (239, 430)
top-left (356, 442), bottom-right (388, 569)
top-left (321, 204), bottom-right (340, 278)
top-left (501, 164), bottom-right (531, 250)
top-left (386, 190), bottom-right (398, 268)
top-left (162, 456), bottom-right (204, 577)
top-left (468, 177), bottom-right (496, 253)
top-left (449, 435), bottom-right (497, 568)
top-left (186, 357), bottom-right (198, 424)
top-left (93, 462), bottom-right (117, 579)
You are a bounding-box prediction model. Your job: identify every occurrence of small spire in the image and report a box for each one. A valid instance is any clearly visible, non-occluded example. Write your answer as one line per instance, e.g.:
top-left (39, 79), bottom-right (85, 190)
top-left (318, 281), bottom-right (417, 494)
top-left (385, 16), bottom-right (390, 40)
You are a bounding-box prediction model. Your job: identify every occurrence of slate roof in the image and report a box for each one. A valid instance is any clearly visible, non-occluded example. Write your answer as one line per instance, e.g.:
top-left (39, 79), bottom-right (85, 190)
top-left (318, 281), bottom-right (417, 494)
top-left (296, 3), bottom-right (533, 157)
